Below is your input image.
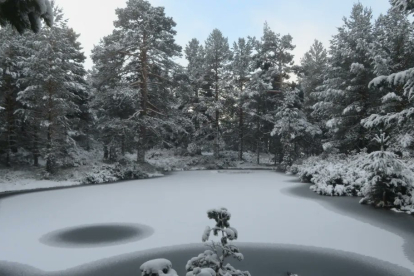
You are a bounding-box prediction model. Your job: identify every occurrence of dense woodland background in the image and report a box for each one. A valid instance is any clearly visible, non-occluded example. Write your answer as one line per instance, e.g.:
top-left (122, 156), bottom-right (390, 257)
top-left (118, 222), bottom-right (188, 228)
top-left (1, 0), bottom-right (414, 209)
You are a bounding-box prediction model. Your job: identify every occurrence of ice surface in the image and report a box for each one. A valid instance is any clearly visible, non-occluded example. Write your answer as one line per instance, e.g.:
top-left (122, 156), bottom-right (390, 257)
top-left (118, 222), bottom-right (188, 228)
top-left (0, 171), bottom-right (413, 273)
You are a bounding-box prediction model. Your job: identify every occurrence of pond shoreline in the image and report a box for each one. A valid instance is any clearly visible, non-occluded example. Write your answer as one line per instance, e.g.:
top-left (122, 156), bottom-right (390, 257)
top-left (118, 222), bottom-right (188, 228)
top-left (282, 179), bottom-right (414, 267)
top-left (0, 167), bottom-right (278, 199)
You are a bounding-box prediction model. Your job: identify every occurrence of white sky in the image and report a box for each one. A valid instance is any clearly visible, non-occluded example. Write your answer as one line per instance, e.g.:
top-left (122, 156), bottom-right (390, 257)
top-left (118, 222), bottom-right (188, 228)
top-left (55, 0), bottom-right (392, 71)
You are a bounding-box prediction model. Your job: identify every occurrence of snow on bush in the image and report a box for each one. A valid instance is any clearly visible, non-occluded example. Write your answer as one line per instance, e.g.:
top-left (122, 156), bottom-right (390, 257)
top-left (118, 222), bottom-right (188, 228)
top-left (140, 259), bottom-right (178, 276)
top-left (297, 151), bottom-right (414, 212)
top-left (81, 160), bottom-right (150, 184)
top-left (146, 148), bottom-right (273, 171)
top-left (186, 208), bottom-right (251, 276)
top-left (297, 153), bottom-right (368, 196)
top-left (361, 150), bottom-right (414, 210)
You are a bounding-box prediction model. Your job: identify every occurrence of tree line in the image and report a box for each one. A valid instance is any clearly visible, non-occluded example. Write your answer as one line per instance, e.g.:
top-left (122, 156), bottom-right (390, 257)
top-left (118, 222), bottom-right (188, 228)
top-left (1, 0), bottom-right (413, 173)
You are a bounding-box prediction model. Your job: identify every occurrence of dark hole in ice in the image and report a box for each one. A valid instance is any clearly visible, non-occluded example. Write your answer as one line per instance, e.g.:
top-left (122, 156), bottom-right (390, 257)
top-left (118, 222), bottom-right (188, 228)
top-left (39, 223), bottom-right (154, 248)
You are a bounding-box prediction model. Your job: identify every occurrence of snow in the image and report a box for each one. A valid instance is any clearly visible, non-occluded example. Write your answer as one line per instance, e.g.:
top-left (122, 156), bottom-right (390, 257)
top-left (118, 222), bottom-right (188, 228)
top-left (140, 259), bottom-right (178, 276)
top-left (186, 267), bottom-right (216, 276)
top-left (0, 171), bottom-right (413, 273)
top-left (0, 169), bottom-right (79, 194)
top-left (0, 149), bottom-right (274, 194)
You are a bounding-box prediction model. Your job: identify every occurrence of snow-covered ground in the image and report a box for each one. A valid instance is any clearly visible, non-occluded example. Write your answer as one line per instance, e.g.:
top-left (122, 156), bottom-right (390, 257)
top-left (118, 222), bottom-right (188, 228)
top-left (0, 171), bottom-right (413, 273)
top-left (0, 169), bottom-right (79, 193)
top-left (0, 150), bottom-right (274, 194)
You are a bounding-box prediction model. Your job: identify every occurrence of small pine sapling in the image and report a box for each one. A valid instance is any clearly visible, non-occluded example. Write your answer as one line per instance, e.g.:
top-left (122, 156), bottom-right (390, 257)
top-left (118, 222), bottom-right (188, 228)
top-left (186, 208), bottom-right (250, 276)
top-left (362, 131), bottom-right (414, 208)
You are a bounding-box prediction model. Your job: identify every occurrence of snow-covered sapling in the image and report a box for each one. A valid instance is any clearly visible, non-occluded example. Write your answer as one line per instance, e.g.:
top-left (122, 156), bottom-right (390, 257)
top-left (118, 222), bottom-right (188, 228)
top-left (140, 259), bottom-right (178, 276)
top-left (362, 131), bottom-right (414, 208)
top-left (186, 208), bottom-right (250, 276)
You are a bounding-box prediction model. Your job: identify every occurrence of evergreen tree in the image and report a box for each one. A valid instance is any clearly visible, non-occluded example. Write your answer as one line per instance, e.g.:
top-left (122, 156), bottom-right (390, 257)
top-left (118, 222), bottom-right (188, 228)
top-left (297, 40), bottom-right (328, 116)
top-left (229, 37), bottom-right (254, 160)
top-left (362, 7), bottom-right (414, 154)
top-left (391, 0), bottom-right (414, 12)
top-left (312, 3), bottom-right (375, 153)
top-left (271, 90), bottom-right (321, 168)
top-left (92, 0), bottom-right (182, 163)
top-left (184, 38), bottom-right (208, 153)
top-left (0, 25), bottom-right (26, 166)
top-left (372, 8), bottom-right (414, 76)
top-left (362, 131), bottom-right (414, 208)
top-left (204, 29), bottom-right (231, 158)
top-left (17, 6), bottom-right (88, 172)
top-left (246, 23), bottom-right (295, 164)
top-left (186, 208), bottom-right (250, 276)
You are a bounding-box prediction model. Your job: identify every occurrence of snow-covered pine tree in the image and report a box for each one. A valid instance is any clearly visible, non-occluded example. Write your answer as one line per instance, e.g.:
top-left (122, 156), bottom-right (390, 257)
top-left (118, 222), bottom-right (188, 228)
top-left (296, 40), bottom-right (327, 117)
top-left (186, 208), bottom-right (250, 276)
top-left (0, 25), bottom-right (26, 166)
top-left (391, 0), bottom-right (414, 12)
top-left (92, 0), bottom-right (182, 163)
top-left (0, 0), bottom-right (53, 33)
top-left (362, 131), bottom-right (414, 209)
top-left (372, 8), bottom-right (414, 76)
top-left (92, 85), bottom-right (141, 160)
top-left (16, 6), bottom-right (88, 173)
top-left (184, 38), bottom-right (209, 154)
top-left (312, 3), bottom-right (375, 153)
top-left (229, 37), bottom-right (254, 160)
top-left (362, 7), bottom-right (414, 154)
top-left (246, 23), bottom-right (295, 164)
top-left (204, 29), bottom-right (231, 159)
top-left (271, 90), bottom-right (321, 169)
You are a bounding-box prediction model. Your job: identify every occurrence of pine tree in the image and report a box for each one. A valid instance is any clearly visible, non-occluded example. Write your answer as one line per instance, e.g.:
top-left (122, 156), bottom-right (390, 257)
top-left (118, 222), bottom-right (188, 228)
top-left (297, 40), bottom-right (328, 116)
top-left (246, 23), bottom-right (295, 164)
top-left (362, 131), bottom-right (414, 208)
top-left (186, 208), bottom-right (250, 276)
top-left (312, 3), bottom-right (375, 153)
top-left (204, 29), bottom-right (231, 158)
top-left (0, 25), bottom-right (26, 166)
top-left (372, 8), bottom-right (414, 76)
top-left (184, 38), bottom-right (208, 153)
top-left (362, 7), bottom-right (414, 154)
top-left (92, 0), bottom-right (182, 163)
top-left (229, 37), bottom-right (254, 160)
top-left (391, 0), bottom-right (414, 12)
top-left (17, 6), bottom-right (88, 173)
top-left (271, 90), bottom-right (321, 169)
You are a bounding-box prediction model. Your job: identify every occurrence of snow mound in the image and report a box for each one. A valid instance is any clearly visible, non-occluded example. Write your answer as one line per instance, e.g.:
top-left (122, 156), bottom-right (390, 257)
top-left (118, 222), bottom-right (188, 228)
top-left (140, 259), bottom-right (178, 276)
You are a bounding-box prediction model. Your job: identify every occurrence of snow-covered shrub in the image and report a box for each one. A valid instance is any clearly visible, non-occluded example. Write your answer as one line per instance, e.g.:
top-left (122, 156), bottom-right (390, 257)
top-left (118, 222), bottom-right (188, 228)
top-left (186, 208), bottom-right (251, 276)
top-left (187, 143), bottom-right (201, 156)
top-left (140, 259), bottom-right (178, 276)
top-left (287, 164), bottom-right (299, 175)
top-left (297, 153), bottom-right (368, 196)
top-left (81, 161), bottom-right (149, 184)
top-left (361, 150), bottom-right (414, 208)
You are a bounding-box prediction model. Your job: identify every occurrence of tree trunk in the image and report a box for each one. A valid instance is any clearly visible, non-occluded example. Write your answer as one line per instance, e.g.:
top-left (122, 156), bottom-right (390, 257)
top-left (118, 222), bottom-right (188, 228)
top-left (104, 144), bottom-right (109, 160)
top-left (46, 112), bottom-right (53, 173)
top-left (137, 125), bottom-right (146, 163)
top-left (238, 96), bottom-right (243, 161)
top-left (213, 64), bottom-right (220, 159)
top-left (256, 140), bottom-right (260, 165)
top-left (46, 83), bottom-right (54, 174)
top-left (137, 33), bottom-right (149, 163)
top-left (4, 78), bottom-right (16, 167)
top-left (121, 134), bottom-right (125, 156)
top-left (33, 128), bottom-right (39, 166)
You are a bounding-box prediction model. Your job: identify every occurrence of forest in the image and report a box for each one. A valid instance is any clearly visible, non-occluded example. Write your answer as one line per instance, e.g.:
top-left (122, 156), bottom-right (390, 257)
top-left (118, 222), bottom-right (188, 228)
top-left (1, 0), bottom-right (414, 211)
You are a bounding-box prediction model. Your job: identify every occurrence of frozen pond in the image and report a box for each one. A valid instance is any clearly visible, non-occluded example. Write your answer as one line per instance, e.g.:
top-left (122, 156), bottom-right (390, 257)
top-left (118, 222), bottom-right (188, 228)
top-left (0, 171), bottom-right (413, 275)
